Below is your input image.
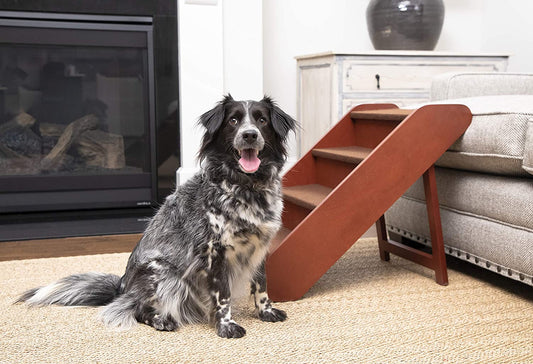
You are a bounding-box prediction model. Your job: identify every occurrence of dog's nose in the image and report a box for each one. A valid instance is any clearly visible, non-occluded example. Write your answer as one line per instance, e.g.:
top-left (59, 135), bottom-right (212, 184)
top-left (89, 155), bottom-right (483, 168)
top-left (242, 130), bottom-right (258, 143)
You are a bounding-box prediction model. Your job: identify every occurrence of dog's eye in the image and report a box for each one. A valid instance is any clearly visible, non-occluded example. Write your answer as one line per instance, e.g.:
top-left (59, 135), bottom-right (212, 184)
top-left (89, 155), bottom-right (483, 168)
top-left (228, 117), bottom-right (238, 126)
top-left (259, 117), bottom-right (268, 125)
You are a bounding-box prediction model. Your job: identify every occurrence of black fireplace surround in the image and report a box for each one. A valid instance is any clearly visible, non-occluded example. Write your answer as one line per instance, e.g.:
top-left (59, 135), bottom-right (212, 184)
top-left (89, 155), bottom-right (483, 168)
top-left (0, 1), bottom-right (179, 240)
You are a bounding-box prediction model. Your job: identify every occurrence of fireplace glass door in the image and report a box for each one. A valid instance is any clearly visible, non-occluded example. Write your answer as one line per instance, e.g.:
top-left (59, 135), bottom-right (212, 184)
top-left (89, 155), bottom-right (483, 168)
top-left (0, 14), bottom-right (155, 213)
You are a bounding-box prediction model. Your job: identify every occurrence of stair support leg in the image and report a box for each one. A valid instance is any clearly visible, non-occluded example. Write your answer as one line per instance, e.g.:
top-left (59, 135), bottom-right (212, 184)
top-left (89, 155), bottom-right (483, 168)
top-left (423, 165), bottom-right (449, 285)
top-left (376, 164), bottom-right (449, 286)
top-left (376, 215), bottom-right (390, 262)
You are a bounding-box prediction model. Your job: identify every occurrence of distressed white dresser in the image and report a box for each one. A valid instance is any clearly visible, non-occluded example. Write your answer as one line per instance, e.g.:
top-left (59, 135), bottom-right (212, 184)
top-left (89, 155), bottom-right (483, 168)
top-left (296, 51), bottom-right (509, 154)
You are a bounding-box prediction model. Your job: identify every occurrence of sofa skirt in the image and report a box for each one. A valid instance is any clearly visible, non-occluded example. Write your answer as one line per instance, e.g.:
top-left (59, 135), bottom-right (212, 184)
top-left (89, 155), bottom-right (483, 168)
top-left (385, 168), bottom-right (533, 286)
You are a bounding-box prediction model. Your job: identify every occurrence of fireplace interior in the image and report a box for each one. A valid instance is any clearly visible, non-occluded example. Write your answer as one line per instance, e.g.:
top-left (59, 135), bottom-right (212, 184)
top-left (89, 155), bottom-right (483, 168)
top-left (0, 3), bottom-right (179, 241)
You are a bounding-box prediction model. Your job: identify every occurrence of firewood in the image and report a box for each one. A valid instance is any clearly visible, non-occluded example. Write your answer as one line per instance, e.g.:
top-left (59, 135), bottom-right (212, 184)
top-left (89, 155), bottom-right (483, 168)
top-left (76, 130), bottom-right (126, 169)
top-left (0, 143), bottom-right (25, 159)
top-left (39, 123), bottom-right (65, 137)
top-left (0, 113), bottom-right (41, 156)
top-left (0, 112), bottom-right (36, 135)
top-left (40, 114), bottom-right (99, 171)
top-left (13, 112), bottom-right (36, 128)
top-left (0, 144), bottom-right (40, 175)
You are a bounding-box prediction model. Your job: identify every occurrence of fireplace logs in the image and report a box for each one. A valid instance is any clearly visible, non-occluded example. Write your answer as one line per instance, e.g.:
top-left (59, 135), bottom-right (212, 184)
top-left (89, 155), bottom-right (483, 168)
top-left (0, 113), bottom-right (126, 174)
top-left (76, 130), bottom-right (126, 170)
top-left (40, 114), bottom-right (99, 171)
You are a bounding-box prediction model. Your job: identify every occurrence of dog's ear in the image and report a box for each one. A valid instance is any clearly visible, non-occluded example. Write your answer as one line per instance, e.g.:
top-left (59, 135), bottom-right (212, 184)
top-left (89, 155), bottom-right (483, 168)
top-left (262, 96), bottom-right (297, 139)
top-left (199, 94), bottom-right (233, 134)
top-left (198, 95), bottom-right (233, 163)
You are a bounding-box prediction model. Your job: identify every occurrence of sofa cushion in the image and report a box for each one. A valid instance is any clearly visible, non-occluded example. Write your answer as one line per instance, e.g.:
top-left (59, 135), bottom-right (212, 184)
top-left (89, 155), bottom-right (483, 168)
top-left (430, 72), bottom-right (533, 101)
top-left (386, 197), bottom-right (533, 285)
top-left (385, 167), bottom-right (533, 285)
top-left (400, 167), bottom-right (533, 232)
top-left (416, 95), bottom-right (533, 177)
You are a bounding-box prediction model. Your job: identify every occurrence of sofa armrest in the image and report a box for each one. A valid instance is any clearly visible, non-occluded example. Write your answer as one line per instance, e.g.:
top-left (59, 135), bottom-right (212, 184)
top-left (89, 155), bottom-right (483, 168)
top-left (430, 72), bottom-right (533, 101)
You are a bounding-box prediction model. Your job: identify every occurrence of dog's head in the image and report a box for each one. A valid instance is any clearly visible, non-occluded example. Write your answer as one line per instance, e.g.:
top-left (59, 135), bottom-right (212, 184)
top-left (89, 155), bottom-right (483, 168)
top-left (198, 95), bottom-right (297, 179)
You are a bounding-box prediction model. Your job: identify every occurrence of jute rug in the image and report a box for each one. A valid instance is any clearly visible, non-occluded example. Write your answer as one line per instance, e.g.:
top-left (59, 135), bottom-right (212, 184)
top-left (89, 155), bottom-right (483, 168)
top-left (1, 238), bottom-right (531, 363)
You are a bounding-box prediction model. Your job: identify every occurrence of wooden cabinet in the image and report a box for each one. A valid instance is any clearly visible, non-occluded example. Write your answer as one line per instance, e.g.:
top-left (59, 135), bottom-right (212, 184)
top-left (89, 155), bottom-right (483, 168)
top-left (296, 51), bottom-right (509, 155)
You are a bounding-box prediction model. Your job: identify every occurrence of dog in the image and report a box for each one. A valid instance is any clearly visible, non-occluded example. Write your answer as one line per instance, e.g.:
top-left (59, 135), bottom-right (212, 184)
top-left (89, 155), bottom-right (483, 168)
top-left (17, 95), bottom-right (297, 339)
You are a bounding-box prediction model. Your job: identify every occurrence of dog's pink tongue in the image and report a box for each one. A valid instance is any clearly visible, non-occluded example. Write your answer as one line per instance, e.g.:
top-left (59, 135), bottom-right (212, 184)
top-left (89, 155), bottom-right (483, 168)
top-left (239, 149), bottom-right (261, 173)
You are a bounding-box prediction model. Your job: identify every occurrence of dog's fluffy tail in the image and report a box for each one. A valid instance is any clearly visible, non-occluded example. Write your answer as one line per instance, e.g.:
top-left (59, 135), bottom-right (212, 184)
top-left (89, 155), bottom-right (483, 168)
top-left (16, 272), bottom-right (121, 307)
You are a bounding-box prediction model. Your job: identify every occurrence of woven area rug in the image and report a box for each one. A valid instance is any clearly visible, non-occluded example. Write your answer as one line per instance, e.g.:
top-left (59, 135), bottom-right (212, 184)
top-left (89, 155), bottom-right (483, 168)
top-left (1, 238), bottom-right (532, 363)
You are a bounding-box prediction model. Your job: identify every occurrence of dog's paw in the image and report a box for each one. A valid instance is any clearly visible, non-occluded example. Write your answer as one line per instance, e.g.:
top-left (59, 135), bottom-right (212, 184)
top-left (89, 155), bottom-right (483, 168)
top-left (259, 307), bottom-right (287, 323)
top-left (150, 314), bottom-right (178, 331)
top-left (216, 321), bottom-right (246, 339)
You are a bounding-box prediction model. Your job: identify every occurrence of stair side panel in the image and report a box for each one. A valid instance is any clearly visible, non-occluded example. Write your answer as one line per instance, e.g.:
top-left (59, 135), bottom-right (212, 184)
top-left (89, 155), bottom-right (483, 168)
top-left (267, 104), bottom-right (472, 301)
top-left (283, 104), bottom-right (398, 188)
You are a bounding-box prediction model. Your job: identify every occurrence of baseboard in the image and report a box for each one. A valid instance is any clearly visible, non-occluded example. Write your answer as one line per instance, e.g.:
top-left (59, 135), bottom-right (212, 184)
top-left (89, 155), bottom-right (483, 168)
top-left (0, 234), bottom-right (142, 261)
top-left (0, 226), bottom-right (375, 262)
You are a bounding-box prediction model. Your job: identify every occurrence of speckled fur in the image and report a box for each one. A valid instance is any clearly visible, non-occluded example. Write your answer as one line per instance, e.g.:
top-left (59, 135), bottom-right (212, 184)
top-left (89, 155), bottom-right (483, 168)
top-left (17, 95), bottom-right (296, 339)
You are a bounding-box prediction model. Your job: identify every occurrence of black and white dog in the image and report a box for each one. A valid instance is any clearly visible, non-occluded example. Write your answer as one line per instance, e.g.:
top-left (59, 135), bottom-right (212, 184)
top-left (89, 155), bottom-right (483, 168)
top-left (17, 95), bottom-right (297, 339)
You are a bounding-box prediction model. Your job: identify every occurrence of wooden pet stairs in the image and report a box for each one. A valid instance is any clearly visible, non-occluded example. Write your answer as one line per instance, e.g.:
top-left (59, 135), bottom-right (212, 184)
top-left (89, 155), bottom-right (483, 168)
top-left (266, 104), bottom-right (472, 302)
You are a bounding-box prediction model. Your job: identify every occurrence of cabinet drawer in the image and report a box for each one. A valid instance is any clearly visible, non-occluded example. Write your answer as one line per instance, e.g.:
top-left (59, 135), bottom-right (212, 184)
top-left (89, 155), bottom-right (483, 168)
top-left (342, 98), bottom-right (428, 115)
top-left (342, 61), bottom-right (498, 92)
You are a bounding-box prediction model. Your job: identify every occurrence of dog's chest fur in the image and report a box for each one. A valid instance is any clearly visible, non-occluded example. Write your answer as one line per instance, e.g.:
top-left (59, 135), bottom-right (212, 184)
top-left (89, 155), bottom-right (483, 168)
top-left (205, 178), bottom-right (282, 287)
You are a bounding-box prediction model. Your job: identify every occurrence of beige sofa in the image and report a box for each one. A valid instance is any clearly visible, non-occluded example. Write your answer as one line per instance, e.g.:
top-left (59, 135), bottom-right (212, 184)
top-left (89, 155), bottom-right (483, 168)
top-left (385, 72), bottom-right (533, 286)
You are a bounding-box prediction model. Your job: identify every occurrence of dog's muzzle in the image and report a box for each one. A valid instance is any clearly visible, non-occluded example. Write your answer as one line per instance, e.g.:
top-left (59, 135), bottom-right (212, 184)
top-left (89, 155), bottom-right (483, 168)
top-left (234, 128), bottom-right (265, 173)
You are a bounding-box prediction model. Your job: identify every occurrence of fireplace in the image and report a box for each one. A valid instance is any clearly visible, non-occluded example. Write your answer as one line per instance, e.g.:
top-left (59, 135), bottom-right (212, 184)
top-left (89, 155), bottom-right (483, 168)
top-left (0, 3), bottom-right (179, 241)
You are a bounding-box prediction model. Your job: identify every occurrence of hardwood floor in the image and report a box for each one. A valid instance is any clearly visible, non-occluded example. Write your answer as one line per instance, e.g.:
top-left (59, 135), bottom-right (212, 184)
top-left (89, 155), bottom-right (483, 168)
top-left (0, 228), bottom-right (375, 262)
top-left (0, 234), bottom-right (142, 261)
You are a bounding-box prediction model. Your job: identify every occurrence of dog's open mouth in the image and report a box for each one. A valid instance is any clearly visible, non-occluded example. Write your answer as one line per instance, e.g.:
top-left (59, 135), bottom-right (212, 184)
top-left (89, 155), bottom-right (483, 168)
top-left (238, 148), bottom-right (261, 173)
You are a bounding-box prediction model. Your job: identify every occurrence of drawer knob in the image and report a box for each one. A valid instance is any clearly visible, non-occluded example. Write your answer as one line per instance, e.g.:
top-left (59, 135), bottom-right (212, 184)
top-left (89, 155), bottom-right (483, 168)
top-left (375, 74), bottom-right (381, 90)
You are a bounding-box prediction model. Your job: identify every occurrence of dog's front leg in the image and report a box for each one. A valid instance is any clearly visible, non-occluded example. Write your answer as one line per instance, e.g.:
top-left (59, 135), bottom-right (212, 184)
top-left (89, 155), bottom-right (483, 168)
top-left (208, 244), bottom-right (246, 339)
top-left (251, 261), bottom-right (287, 322)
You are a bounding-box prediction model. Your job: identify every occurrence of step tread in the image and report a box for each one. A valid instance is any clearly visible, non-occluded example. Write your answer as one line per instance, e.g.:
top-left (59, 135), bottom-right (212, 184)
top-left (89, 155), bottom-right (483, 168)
top-left (351, 108), bottom-right (414, 121)
top-left (312, 146), bottom-right (372, 164)
top-left (269, 226), bottom-right (291, 254)
top-left (283, 184), bottom-right (332, 210)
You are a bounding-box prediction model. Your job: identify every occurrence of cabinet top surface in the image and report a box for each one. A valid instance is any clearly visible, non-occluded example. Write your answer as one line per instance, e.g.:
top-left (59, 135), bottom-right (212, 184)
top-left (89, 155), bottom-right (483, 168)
top-left (295, 50), bottom-right (511, 60)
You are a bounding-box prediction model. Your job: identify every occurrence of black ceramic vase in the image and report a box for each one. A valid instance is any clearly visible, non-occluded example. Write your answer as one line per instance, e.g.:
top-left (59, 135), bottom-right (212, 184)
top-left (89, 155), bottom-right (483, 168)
top-left (366, 0), bottom-right (445, 50)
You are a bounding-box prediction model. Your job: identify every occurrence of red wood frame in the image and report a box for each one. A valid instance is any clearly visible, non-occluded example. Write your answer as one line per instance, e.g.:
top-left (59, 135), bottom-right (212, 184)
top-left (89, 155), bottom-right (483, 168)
top-left (266, 104), bottom-right (471, 301)
top-left (376, 164), bottom-right (448, 285)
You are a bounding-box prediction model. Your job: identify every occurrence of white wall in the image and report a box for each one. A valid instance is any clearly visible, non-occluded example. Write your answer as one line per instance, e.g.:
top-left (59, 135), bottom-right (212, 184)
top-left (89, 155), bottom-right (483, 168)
top-left (263, 0), bottom-right (371, 118)
top-left (263, 0), bottom-right (533, 120)
top-left (177, 0), bottom-right (224, 183)
top-left (260, 0), bottom-right (533, 239)
top-left (223, 0), bottom-right (263, 100)
top-left (440, 0), bottom-right (533, 72)
top-left (478, 0), bottom-right (533, 72)
top-left (177, 0), bottom-right (263, 183)
top-left (178, 0), bottom-right (533, 184)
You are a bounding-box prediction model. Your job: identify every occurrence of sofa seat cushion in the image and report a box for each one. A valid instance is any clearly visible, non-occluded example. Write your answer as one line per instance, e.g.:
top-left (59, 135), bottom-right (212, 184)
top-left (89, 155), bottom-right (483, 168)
top-left (385, 167), bottom-right (533, 285)
top-left (420, 95), bottom-right (533, 176)
top-left (386, 197), bottom-right (533, 286)
top-left (400, 167), bottom-right (533, 233)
